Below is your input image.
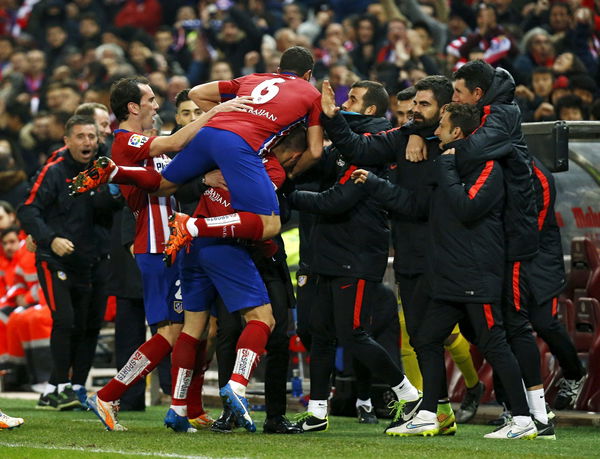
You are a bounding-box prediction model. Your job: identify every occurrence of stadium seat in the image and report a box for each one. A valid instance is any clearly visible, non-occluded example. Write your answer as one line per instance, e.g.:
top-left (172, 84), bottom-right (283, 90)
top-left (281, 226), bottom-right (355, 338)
top-left (573, 297), bottom-right (600, 353)
top-left (564, 237), bottom-right (600, 303)
top-left (556, 297), bottom-right (575, 336)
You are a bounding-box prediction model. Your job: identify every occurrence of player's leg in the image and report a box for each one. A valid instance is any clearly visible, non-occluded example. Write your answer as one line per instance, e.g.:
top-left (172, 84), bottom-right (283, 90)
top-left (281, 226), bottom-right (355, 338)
top-left (464, 302), bottom-right (537, 439)
top-left (88, 254), bottom-right (183, 431)
top-left (0, 409), bottom-right (24, 429)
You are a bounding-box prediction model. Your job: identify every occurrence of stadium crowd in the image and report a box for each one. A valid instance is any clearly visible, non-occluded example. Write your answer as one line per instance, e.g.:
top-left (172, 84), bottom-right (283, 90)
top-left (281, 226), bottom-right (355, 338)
top-left (0, 0), bottom-right (598, 439)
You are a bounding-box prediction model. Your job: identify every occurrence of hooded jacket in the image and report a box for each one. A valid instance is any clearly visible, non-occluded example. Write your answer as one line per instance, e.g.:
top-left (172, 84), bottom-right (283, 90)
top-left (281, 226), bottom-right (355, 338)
top-left (289, 113), bottom-right (392, 281)
top-left (455, 67), bottom-right (539, 262)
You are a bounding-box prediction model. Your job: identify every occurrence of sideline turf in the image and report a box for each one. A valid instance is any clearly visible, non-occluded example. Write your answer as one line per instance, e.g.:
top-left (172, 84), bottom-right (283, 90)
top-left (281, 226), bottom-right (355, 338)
top-left (1, 397), bottom-right (599, 458)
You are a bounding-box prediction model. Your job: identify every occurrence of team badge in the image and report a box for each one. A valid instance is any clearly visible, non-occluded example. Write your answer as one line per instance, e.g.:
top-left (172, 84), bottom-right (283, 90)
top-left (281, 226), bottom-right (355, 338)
top-left (128, 134), bottom-right (149, 148)
top-left (336, 158), bottom-right (346, 167)
top-left (297, 275), bottom-right (307, 287)
top-left (57, 271), bottom-right (67, 281)
top-left (174, 301), bottom-right (183, 314)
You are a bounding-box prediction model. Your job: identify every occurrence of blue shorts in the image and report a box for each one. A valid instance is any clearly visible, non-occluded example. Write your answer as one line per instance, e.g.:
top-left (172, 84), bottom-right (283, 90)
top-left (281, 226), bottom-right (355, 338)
top-left (180, 238), bottom-right (270, 314)
top-left (135, 253), bottom-right (183, 325)
top-left (162, 127), bottom-right (279, 216)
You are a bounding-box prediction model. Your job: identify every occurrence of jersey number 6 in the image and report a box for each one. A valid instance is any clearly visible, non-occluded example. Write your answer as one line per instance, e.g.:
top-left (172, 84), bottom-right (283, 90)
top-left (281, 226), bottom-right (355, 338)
top-left (251, 78), bottom-right (285, 104)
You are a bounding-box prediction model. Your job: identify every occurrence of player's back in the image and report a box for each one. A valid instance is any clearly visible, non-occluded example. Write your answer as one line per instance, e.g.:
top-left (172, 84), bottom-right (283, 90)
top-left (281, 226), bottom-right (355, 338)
top-left (206, 73), bottom-right (321, 155)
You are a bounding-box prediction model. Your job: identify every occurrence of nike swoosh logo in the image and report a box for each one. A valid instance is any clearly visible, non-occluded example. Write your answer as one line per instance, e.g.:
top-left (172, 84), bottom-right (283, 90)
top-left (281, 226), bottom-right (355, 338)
top-left (406, 422), bottom-right (435, 429)
top-left (340, 284), bottom-right (353, 289)
top-left (507, 427), bottom-right (533, 438)
top-left (302, 420), bottom-right (327, 430)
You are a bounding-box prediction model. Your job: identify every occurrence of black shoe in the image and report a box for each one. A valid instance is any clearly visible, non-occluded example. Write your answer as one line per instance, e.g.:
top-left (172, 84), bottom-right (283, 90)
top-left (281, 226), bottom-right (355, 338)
top-left (210, 408), bottom-right (236, 433)
top-left (57, 386), bottom-right (83, 411)
top-left (456, 381), bottom-right (485, 424)
top-left (554, 375), bottom-right (586, 410)
top-left (357, 405), bottom-right (378, 424)
top-left (534, 419), bottom-right (556, 440)
top-left (487, 407), bottom-right (512, 426)
top-left (36, 391), bottom-right (60, 410)
top-left (263, 415), bottom-right (303, 434)
top-left (292, 412), bottom-right (328, 432)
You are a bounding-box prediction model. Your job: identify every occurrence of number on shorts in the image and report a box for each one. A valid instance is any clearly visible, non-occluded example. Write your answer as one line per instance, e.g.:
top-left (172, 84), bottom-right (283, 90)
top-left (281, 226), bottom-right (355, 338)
top-left (250, 78), bottom-right (285, 104)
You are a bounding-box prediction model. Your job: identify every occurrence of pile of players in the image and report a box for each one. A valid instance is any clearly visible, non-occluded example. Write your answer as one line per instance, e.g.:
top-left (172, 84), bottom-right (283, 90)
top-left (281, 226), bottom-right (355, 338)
top-left (68, 46), bottom-right (584, 440)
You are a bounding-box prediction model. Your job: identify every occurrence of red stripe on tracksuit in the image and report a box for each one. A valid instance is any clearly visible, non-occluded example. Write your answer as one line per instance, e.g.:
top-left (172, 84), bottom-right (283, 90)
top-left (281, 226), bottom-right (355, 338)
top-left (353, 279), bottom-right (366, 329)
top-left (40, 262), bottom-right (56, 312)
top-left (512, 261), bottom-right (521, 311)
top-left (483, 303), bottom-right (494, 329)
top-left (468, 160), bottom-right (494, 199)
top-left (339, 165), bottom-right (358, 185)
top-left (552, 297), bottom-right (558, 316)
top-left (533, 163), bottom-right (550, 231)
top-left (471, 105), bottom-right (491, 135)
top-left (25, 157), bottom-right (65, 205)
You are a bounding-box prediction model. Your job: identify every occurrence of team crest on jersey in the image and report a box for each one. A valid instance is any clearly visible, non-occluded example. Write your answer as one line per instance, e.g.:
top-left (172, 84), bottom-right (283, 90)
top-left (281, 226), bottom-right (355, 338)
top-left (128, 134), bottom-right (149, 148)
top-left (173, 300), bottom-right (183, 314)
top-left (57, 271), bottom-right (67, 281)
top-left (297, 275), bottom-right (307, 287)
top-left (336, 158), bottom-right (346, 167)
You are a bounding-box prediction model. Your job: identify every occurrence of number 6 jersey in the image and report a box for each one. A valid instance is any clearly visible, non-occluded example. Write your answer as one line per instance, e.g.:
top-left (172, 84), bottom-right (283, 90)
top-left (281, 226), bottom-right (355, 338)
top-left (205, 73), bottom-right (322, 156)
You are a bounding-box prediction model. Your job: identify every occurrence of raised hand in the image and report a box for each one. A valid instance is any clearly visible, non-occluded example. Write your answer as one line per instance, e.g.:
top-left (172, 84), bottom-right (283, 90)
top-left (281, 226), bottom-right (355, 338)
top-left (321, 80), bottom-right (339, 118)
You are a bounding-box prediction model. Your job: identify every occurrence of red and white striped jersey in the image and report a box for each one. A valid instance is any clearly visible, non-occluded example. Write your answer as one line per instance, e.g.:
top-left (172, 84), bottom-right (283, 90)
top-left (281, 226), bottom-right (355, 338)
top-left (112, 129), bottom-right (178, 254)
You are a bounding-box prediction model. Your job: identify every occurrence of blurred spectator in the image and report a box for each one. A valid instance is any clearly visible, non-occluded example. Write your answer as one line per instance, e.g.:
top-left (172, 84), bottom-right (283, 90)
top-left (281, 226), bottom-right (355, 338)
top-left (349, 14), bottom-right (383, 79)
top-left (555, 94), bottom-right (587, 120)
top-left (313, 22), bottom-right (353, 80)
top-left (77, 13), bottom-right (103, 49)
top-left (26, 0), bottom-right (78, 45)
top-left (114, 0), bottom-right (163, 36)
top-left (0, 139), bottom-right (28, 208)
top-left (394, 85), bottom-right (416, 127)
top-left (552, 51), bottom-right (587, 78)
top-left (550, 74), bottom-right (572, 105)
top-left (0, 35), bottom-right (14, 78)
top-left (45, 24), bottom-right (76, 72)
top-left (516, 67), bottom-right (555, 121)
top-left (514, 27), bottom-right (555, 81)
top-left (569, 74), bottom-right (597, 106)
top-left (209, 60), bottom-right (234, 81)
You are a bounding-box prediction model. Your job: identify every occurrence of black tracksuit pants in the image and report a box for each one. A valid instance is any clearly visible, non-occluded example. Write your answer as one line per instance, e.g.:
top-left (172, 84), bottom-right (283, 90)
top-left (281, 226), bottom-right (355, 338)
top-left (295, 270), bottom-right (318, 352)
top-left (215, 263), bottom-right (291, 418)
top-left (37, 261), bottom-right (94, 386)
top-left (413, 298), bottom-right (530, 416)
top-left (309, 275), bottom-right (405, 401)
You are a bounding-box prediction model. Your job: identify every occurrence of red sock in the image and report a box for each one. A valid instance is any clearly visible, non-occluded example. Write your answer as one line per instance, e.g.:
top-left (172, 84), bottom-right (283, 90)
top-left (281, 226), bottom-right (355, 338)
top-left (170, 333), bottom-right (199, 407)
top-left (98, 334), bottom-right (171, 402)
top-left (230, 320), bottom-right (271, 386)
top-left (193, 212), bottom-right (264, 240)
top-left (112, 166), bottom-right (161, 192)
top-left (187, 339), bottom-right (209, 419)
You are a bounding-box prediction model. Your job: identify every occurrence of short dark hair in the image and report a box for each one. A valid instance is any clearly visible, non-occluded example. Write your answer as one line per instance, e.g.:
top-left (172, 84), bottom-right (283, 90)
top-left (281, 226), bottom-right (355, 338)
top-left (532, 67), bottom-right (554, 77)
top-left (444, 103), bottom-right (481, 137)
top-left (0, 200), bottom-right (15, 215)
top-left (351, 80), bottom-right (389, 117)
top-left (0, 225), bottom-right (19, 240)
top-left (75, 102), bottom-right (109, 117)
top-left (414, 75), bottom-right (453, 106)
top-left (64, 114), bottom-right (97, 137)
top-left (279, 46), bottom-right (314, 76)
top-left (110, 77), bottom-right (150, 122)
top-left (452, 60), bottom-right (495, 94)
top-left (175, 89), bottom-right (191, 108)
top-left (569, 74), bottom-right (597, 94)
top-left (396, 86), bottom-right (416, 101)
top-left (555, 94), bottom-right (585, 118)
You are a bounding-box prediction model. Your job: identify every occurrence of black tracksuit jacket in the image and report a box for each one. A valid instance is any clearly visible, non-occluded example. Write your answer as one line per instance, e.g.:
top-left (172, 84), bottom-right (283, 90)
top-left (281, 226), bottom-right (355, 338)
top-left (321, 113), bottom-right (442, 277)
top-left (289, 113), bottom-right (392, 282)
top-left (18, 151), bottom-right (99, 271)
top-left (455, 67), bottom-right (539, 262)
top-left (362, 149), bottom-right (505, 304)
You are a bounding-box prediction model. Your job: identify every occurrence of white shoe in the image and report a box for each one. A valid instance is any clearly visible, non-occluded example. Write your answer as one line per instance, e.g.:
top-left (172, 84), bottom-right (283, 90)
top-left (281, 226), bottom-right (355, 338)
top-left (484, 419), bottom-right (537, 439)
top-left (385, 411), bottom-right (440, 436)
top-left (0, 411), bottom-right (24, 429)
top-left (86, 393), bottom-right (127, 431)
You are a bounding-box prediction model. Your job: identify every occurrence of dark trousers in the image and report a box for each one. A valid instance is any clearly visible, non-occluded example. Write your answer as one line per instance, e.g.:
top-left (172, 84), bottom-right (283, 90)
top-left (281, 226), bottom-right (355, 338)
top-left (37, 261), bottom-right (95, 386)
top-left (530, 297), bottom-right (584, 381)
top-left (216, 265), bottom-right (291, 418)
top-left (295, 270), bottom-right (318, 352)
top-left (309, 275), bottom-right (404, 401)
top-left (413, 299), bottom-right (530, 416)
top-left (115, 297), bottom-right (147, 410)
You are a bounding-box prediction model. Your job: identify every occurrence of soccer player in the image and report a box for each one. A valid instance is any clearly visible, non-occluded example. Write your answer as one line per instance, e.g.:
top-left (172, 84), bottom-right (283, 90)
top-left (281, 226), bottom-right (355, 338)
top-left (352, 103), bottom-right (537, 439)
top-left (84, 77), bottom-right (252, 431)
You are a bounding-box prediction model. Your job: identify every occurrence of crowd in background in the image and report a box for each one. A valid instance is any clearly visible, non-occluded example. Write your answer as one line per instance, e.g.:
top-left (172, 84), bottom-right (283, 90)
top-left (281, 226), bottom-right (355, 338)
top-left (1, 0), bottom-right (600, 209)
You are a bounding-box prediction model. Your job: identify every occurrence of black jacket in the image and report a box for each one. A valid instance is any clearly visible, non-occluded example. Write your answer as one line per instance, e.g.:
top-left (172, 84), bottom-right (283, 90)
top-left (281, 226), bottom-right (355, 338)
top-left (364, 152), bottom-right (505, 304)
top-left (455, 67), bottom-right (539, 262)
top-left (18, 151), bottom-right (99, 271)
top-left (322, 113), bottom-right (442, 276)
top-left (289, 113), bottom-right (392, 282)
top-left (525, 159), bottom-right (566, 303)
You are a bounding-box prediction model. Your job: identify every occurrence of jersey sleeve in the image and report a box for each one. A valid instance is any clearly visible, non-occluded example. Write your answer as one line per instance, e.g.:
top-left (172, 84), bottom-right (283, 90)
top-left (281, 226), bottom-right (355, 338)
top-left (112, 133), bottom-right (156, 165)
top-left (218, 78), bottom-right (242, 101)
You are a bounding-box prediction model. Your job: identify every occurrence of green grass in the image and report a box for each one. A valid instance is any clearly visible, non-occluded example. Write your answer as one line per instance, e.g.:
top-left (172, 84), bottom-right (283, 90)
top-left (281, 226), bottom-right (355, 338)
top-left (1, 397), bottom-right (599, 458)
